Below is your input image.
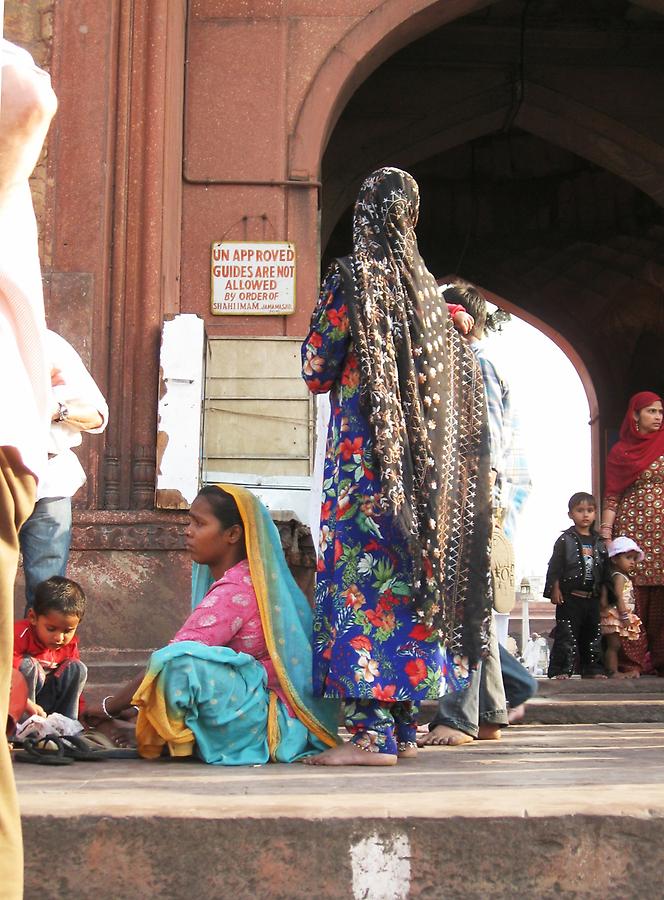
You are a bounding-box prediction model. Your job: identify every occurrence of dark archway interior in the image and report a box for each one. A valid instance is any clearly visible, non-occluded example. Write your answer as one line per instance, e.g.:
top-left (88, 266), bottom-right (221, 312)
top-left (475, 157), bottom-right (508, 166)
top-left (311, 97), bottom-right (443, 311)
top-left (322, 0), bottom-right (664, 424)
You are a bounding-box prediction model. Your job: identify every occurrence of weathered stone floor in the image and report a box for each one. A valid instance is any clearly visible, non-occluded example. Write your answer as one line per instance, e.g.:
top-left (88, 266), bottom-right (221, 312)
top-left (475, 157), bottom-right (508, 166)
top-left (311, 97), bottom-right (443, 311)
top-left (15, 722), bottom-right (664, 899)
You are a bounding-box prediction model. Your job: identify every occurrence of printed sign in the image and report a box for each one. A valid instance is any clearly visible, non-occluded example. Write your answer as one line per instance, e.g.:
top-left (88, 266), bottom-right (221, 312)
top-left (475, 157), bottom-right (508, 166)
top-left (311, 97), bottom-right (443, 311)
top-left (211, 241), bottom-right (296, 315)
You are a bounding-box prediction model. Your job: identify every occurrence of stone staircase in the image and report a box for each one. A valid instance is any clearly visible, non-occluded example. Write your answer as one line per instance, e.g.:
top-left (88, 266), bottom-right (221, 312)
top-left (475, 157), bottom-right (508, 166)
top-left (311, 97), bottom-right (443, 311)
top-left (522, 675), bottom-right (664, 724)
top-left (17, 651), bottom-right (664, 899)
top-left (16, 722), bottom-right (664, 899)
top-left (84, 649), bottom-right (664, 724)
top-left (82, 647), bottom-right (151, 705)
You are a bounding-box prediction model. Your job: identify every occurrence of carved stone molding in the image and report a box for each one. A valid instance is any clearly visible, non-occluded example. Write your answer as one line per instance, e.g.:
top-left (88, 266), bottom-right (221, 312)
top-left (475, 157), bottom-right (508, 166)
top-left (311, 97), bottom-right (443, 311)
top-left (71, 510), bottom-right (316, 569)
top-left (72, 510), bottom-right (188, 551)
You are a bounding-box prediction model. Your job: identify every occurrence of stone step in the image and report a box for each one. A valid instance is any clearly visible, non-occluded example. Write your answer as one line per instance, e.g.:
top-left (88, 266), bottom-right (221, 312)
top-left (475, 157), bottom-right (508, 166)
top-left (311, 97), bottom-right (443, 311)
top-left (14, 723), bottom-right (664, 899)
top-left (80, 649), bottom-right (151, 706)
top-left (416, 675), bottom-right (664, 726)
top-left (534, 675), bottom-right (664, 697)
top-left (81, 654), bottom-right (664, 723)
top-left (523, 698), bottom-right (664, 724)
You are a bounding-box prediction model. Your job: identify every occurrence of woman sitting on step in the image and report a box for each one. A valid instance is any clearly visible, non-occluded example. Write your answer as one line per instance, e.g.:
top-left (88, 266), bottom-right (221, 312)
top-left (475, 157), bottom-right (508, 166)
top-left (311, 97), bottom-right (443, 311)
top-left (83, 484), bottom-right (339, 764)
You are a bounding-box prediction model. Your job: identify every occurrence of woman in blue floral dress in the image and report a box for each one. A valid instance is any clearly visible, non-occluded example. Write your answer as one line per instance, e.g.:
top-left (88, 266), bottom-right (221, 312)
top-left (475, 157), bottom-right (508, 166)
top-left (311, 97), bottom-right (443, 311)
top-left (301, 168), bottom-right (493, 767)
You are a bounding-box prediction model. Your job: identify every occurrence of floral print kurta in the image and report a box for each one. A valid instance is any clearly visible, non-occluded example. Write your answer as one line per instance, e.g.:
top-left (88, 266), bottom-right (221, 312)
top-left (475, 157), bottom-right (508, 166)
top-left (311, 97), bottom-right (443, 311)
top-left (606, 454), bottom-right (664, 587)
top-left (302, 268), bottom-right (467, 703)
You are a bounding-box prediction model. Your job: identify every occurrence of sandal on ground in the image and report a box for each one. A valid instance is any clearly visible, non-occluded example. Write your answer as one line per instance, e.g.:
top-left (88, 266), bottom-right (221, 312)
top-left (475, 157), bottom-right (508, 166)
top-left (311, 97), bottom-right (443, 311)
top-left (59, 733), bottom-right (118, 761)
top-left (13, 735), bottom-right (74, 766)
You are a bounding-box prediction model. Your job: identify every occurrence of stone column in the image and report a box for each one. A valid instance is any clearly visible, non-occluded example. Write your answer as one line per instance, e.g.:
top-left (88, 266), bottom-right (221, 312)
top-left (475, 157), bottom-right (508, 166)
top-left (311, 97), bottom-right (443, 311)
top-left (103, 0), bottom-right (186, 509)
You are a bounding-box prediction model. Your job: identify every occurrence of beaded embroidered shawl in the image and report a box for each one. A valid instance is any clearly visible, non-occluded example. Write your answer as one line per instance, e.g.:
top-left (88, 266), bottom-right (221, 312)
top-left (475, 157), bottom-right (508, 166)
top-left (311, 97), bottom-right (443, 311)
top-left (337, 167), bottom-right (492, 663)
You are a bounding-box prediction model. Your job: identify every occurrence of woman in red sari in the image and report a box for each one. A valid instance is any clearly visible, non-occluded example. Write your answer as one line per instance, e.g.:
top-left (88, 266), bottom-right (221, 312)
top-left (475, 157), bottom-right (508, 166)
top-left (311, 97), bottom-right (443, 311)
top-left (601, 392), bottom-right (664, 675)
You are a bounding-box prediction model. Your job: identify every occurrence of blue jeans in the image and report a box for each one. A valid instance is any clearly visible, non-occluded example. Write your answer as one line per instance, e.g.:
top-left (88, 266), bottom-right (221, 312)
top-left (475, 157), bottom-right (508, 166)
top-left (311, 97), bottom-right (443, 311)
top-left (430, 619), bottom-right (508, 738)
top-left (499, 643), bottom-right (537, 708)
top-left (18, 656), bottom-right (87, 720)
top-left (19, 496), bottom-right (72, 612)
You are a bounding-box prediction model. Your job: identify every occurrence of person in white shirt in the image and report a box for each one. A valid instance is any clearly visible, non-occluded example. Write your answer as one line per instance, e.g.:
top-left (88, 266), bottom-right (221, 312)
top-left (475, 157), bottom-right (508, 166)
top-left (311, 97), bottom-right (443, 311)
top-left (20, 330), bottom-right (108, 611)
top-left (0, 37), bottom-right (58, 898)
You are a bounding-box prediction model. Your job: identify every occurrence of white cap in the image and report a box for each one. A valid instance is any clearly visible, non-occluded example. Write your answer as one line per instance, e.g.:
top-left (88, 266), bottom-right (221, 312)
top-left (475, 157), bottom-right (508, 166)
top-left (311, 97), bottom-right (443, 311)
top-left (608, 536), bottom-right (644, 561)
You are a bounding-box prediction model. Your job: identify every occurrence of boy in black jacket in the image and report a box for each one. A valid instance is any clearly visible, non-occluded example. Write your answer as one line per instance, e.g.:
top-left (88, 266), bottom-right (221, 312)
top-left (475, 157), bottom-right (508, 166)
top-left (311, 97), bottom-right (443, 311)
top-left (545, 492), bottom-right (608, 678)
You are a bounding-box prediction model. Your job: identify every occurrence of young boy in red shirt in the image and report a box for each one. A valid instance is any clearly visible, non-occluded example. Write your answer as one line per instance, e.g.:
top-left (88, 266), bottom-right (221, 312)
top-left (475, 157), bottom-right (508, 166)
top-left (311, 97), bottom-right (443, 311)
top-left (13, 576), bottom-right (87, 720)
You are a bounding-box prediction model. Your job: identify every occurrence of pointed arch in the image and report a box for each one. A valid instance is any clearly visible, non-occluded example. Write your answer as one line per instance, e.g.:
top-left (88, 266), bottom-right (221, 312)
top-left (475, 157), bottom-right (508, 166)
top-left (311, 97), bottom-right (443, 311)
top-left (444, 275), bottom-right (601, 498)
top-left (290, 0), bottom-right (664, 186)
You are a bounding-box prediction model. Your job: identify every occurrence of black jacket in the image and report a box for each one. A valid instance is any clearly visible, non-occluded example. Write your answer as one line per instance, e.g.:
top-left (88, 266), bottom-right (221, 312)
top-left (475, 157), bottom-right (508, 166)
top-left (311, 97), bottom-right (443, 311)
top-left (543, 527), bottom-right (609, 599)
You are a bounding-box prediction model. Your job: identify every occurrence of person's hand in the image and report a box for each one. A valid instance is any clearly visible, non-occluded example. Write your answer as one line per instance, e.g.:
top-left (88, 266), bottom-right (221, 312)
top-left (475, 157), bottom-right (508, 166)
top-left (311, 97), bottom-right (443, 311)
top-left (25, 699), bottom-right (46, 718)
top-left (50, 366), bottom-right (64, 387)
top-left (599, 524), bottom-right (612, 541)
top-left (551, 585), bottom-right (564, 606)
top-left (452, 310), bottom-right (474, 335)
top-left (618, 606), bottom-right (630, 623)
top-left (80, 704), bottom-right (107, 728)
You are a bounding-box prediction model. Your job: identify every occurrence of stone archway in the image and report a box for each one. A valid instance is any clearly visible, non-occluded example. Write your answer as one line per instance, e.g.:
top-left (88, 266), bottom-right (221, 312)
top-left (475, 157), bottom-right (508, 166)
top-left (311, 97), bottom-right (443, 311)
top-left (302, 0), bottom-right (664, 457)
top-left (466, 280), bottom-right (601, 498)
top-left (290, 0), bottom-right (664, 182)
top-left (321, 84), bottom-right (664, 248)
top-left (288, 0), bottom-right (493, 179)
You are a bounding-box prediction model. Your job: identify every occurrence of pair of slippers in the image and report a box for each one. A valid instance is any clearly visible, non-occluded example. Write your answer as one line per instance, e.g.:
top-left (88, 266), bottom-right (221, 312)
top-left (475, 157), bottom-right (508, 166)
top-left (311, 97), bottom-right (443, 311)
top-left (12, 731), bottom-right (138, 765)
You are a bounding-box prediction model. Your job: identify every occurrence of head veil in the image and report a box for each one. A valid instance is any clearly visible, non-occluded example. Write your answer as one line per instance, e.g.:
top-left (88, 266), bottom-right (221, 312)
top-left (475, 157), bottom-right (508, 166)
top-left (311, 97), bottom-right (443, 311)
top-left (335, 167), bottom-right (492, 663)
top-left (192, 485), bottom-right (339, 752)
top-left (605, 391), bottom-right (664, 496)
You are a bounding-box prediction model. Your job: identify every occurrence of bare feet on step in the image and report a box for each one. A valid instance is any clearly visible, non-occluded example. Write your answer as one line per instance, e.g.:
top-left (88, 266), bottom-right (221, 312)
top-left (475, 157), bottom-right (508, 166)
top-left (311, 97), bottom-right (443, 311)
top-left (90, 719), bottom-right (137, 749)
top-left (397, 742), bottom-right (418, 759)
top-left (416, 725), bottom-right (473, 747)
top-left (301, 742), bottom-right (397, 766)
top-left (477, 724), bottom-right (501, 741)
top-left (507, 704), bottom-right (525, 725)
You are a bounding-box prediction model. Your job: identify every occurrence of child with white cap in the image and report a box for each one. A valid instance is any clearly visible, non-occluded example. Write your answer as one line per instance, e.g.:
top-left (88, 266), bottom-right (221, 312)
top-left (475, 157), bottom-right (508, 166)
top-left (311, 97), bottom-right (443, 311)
top-left (601, 536), bottom-right (644, 678)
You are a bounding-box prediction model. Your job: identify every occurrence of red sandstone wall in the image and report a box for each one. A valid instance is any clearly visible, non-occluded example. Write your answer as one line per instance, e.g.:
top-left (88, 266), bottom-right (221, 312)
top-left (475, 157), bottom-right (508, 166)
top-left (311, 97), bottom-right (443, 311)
top-left (6, 0), bottom-right (664, 652)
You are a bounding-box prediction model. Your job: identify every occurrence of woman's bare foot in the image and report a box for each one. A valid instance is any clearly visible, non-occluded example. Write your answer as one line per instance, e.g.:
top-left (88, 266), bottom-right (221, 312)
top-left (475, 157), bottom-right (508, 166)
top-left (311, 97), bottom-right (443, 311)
top-left (622, 669), bottom-right (641, 679)
top-left (301, 742), bottom-right (397, 766)
top-left (90, 719), bottom-right (137, 749)
top-left (417, 725), bottom-right (473, 747)
top-left (554, 674), bottom-right (571, 680)
top-left (507, 704), bottom-right (526, 724)
top-left (583, 673), bottom-right (608, 679)
top-left (477, 724), bottom-right (501, 741)
top-left (608, 670), bottom-right (628, 679)
top-left (397, 742), bottom-right (418, 759)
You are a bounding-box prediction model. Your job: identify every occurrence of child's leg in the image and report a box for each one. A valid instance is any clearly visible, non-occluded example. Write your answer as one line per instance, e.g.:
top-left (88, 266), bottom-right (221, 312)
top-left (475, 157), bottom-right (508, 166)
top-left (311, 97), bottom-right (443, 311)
top-left (547, 597), bottom-right (579, 678)
top-left (38, 659), bottom-right (87, 719)
top-left (579, 597), bottom-right (605, 677)
top-left (17, 657), bottom-right (45, 710)
top-left (604, 633), bottom-right (624, 677)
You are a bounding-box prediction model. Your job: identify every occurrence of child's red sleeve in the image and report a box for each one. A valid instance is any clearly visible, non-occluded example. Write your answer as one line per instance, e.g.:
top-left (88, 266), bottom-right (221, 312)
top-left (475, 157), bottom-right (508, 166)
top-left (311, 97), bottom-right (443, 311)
top-left (446, 303), bottom-right (465, 318)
